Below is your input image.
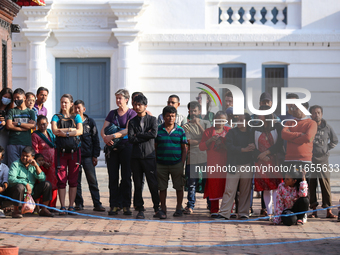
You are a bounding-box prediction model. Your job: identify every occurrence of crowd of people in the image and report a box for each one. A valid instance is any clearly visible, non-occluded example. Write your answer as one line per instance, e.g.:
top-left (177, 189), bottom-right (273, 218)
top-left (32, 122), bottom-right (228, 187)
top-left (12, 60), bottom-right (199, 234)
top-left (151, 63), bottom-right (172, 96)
top-left (0, 86), bottom-right (338, 226)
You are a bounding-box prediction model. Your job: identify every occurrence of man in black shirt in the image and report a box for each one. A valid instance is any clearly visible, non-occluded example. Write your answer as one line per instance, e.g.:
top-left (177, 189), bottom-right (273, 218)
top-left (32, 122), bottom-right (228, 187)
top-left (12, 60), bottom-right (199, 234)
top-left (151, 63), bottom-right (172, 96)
top-left (128, 95), bottom-right (160, 219)
top-left (216, 113), bottom-right (255, 220)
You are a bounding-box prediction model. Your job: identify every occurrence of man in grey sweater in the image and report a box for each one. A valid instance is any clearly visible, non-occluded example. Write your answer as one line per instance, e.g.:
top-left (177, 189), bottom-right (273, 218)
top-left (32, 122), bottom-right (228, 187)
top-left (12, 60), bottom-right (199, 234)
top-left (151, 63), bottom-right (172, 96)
top-left (308, 105), bottom-right (338, 219)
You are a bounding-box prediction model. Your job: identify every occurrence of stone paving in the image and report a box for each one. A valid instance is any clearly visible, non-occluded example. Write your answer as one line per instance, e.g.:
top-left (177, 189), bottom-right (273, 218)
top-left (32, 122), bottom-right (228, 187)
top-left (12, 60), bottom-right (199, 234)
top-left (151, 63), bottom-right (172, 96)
top-left (1, 167), bottom-right (340, 254)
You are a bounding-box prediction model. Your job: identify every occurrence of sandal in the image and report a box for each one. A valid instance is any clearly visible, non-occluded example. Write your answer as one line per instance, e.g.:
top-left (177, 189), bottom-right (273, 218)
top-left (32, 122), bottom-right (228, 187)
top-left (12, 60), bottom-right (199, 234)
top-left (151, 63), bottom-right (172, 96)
top-left (326, 213), bottom-right (337, 218)
top-left (154, 210), bottom-right (167, 219)
top-left (296, 219), bottom-right (303, 225)
top-left (183, 207), bottom-right (193, 215)
top-left (173, 209), bottom-right (183, 217)
top-left (308, 213), bottom-right (318, 218)
top-left (67, 207), bottom-right (76, 215)
top-left (136, 211), bottom-right (145, 219)
top-left (59, 207), bottom-right (68, 215)
top-left (39, 209), bottom-right (54, 217)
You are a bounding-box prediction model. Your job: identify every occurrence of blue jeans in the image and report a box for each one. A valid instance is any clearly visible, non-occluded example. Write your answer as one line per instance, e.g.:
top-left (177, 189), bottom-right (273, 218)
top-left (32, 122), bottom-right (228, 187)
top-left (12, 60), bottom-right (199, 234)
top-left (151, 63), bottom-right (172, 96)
top-left (75, 157), bottom-right (102, 207)
top-left (185, 163), bottom-right (206, 210)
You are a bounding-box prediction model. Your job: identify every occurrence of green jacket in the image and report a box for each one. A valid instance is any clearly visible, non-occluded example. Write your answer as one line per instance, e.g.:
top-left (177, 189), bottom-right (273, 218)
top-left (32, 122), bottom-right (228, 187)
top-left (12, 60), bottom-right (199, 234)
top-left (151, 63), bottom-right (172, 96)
top-left (8, 159), bottom-right (46, 192)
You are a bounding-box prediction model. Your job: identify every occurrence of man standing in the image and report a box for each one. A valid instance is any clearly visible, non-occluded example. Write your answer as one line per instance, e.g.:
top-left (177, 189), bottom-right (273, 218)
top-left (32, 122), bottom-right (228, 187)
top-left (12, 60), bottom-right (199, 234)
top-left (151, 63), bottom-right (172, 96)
top-left (8, 146), bottom-right (53, 218)
top-left (308, 105), bottom-right (338, 219)
top-left (34, 87), bottom-right (49, 117)
top-left (6, 88), bottom-right (36, 167)
top-left (156, 106), bottom-right (187, 219)
top-left (158, 95), bottom-right (187, 126)
top-left (128, 95), bottom-right (160, 219)
top-left (182, 101), bottom-right (210, 214)
top-left (224, 91), bottom-right (233, 110)
top-left (73, 100), bottom-right (105, 212)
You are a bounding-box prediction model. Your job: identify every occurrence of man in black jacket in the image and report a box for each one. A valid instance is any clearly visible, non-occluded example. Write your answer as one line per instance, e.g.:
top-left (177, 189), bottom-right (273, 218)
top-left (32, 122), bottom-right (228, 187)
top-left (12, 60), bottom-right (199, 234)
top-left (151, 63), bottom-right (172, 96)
top-left (74, 100), bottom-right (105, 212)
top-left (128, 95), bottom-right (160, 219)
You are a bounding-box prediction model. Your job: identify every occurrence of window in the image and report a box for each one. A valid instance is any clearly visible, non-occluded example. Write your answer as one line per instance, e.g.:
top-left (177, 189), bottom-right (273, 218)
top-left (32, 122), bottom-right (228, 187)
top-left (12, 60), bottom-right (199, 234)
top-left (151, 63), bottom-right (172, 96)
top-left (262, 65), bottom-right (288, 116)
top-left (2, 40), bottom-right (7, 89)
top-left (219, 63), bottom-right (246, 110)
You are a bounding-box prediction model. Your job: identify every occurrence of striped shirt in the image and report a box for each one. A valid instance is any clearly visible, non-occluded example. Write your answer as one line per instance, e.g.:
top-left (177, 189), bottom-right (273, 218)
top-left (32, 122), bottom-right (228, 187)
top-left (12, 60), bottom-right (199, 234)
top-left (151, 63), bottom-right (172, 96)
top-left (156, 123), bottom-right (187, 165)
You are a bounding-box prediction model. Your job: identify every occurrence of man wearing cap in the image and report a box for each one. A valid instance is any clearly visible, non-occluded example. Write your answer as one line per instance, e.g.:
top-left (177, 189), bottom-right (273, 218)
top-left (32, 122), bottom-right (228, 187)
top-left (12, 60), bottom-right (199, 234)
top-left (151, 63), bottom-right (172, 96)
top-left (251, 92), bottom-right (281, 122)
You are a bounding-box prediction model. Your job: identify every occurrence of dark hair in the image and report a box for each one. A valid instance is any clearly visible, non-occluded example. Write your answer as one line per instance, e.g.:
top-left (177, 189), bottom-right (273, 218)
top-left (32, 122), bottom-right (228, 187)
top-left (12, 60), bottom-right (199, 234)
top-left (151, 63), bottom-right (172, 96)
top-left (168, 95), bottom-right (180, 102)
top-left (224, 90), bottom-right (233, 98)
top-left (132, 92), bottom-right (144, 100)
top-left (74, 100), bottom-right (85, 107)
top-left (302, 102), bottom-right (309, 110)
top-left (162, 106), bottom-right (177, 117)
top-left (285, 169), bottom-right (303, 191)
top-left (187, 101), bottom-right (201, 111)
top-left (37, 115), bottom-right (48, 124)
top-left (199, 91), bottom-right (212, 111)
top-left (0, 145), bottom-right (5, 154)
top-left (25, 92), bottom-right (35, 99)
top-left (309, 105), bottom-right (323, 114)
top-left (214, 111), bottom-right (227, 119)
top-left (133, 95), bottom-right (148, 105)
top-left (37, 87), bottom-right (49, 95)
top-left (287, 93), bottom-right (299, 99)
top-left (59, 94), bottom-right (74, 114)
top-left (0, 87), bottom-right (13, 111)
top-left (13, 88), bottom-right (25, 96)
top-left (34, 153), bottom-right (44, 160)
top-left (22, 146), bottom-right (35, 157)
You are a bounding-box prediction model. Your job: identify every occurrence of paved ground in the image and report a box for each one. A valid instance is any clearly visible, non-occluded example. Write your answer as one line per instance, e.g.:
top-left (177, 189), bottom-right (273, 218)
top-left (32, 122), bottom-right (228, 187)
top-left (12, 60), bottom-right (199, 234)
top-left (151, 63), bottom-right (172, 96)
top-left (1, 167), bottom-right (340, 254)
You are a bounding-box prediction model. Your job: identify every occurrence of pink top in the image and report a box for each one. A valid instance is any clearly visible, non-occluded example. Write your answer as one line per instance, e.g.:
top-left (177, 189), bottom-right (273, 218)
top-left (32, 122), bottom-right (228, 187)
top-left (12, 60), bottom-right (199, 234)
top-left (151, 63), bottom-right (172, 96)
top-left (273, 181), bottom-right (308, 224)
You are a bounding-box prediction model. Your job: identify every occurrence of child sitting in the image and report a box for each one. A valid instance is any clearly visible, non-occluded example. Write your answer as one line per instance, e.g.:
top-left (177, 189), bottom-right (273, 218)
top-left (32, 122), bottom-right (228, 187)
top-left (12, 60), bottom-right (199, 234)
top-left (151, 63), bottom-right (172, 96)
top-left (273, 169), bottom-right (308, 225)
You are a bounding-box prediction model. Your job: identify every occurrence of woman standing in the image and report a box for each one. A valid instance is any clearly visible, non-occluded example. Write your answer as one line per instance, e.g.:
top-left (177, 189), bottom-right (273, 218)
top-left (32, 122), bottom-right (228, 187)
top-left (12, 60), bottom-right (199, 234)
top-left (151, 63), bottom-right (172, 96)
top-left (0, 88), bottom-right (13, 164)
top-left (250, 105), bottom-right (284, 218)
top-left (199, 111), bottom-right (230, 217)
top-left (101, 89), bottom-right (136, 216)
top-left (51, 94), bottom-right (83, 215)
top-left (32, 115), bottom-right (58, 208)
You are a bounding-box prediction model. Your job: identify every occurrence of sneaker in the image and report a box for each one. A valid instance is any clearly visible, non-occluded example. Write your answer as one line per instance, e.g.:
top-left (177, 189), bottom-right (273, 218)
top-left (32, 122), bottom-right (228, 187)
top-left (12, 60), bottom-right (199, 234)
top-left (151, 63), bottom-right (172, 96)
top-left (230, 214), bottom-right (237, 219)
top-left (75, 204), bottom-right (84, 211)
top-left (303, 213), bottom-right (308, 224)
top-left (123, 207), bottom-right (132, 215)
top-left (93, 205), bottom-right (106, 212)
top-left (210, 213), bottom-right (219, 218)
top-left (108, 207), bottom-right (119, 215)
top-left (214, 214), bottom-right (229, 220)
top-left (0, 209), bottom-right (6, 218)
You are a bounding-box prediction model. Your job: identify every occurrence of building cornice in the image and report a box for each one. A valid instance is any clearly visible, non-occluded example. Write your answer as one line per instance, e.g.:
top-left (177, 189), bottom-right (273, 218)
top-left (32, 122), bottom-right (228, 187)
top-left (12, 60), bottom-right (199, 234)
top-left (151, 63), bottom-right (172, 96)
top-left (139, 31), bottom-right (340, 43)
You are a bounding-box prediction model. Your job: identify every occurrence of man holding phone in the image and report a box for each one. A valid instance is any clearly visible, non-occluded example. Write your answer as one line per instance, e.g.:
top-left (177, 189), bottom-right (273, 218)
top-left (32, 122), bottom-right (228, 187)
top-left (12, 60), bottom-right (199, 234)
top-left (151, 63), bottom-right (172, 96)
top-left (7, 146), bottom-right (53, 218)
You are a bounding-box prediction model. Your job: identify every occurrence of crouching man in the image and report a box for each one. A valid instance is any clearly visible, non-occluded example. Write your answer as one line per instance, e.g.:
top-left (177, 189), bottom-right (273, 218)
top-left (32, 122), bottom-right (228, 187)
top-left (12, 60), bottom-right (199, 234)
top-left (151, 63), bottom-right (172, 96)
top-left (8, 146), bottom-right (53, 218)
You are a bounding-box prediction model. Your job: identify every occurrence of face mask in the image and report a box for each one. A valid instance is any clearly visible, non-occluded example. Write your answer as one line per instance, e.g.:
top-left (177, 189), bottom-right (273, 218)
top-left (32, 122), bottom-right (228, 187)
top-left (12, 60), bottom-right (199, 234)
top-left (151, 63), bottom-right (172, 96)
top-left (14, 99), bottom-right (23, 107)
top-left (1, 97), bottom-right (11, 105)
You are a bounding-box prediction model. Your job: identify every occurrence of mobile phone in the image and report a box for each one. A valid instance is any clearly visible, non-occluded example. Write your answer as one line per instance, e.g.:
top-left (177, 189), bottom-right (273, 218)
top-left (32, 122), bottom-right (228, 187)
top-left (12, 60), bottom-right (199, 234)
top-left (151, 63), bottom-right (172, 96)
top-left (0, 110), bottom-right (5, 118)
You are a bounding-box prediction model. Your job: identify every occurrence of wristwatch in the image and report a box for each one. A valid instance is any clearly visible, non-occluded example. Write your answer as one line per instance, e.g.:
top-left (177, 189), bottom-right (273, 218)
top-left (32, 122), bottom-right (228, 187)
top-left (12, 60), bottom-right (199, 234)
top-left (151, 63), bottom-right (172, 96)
top-left (66, 132), bottom-right (69, 137)
top-left (17, 122), bottom-right (21, 126)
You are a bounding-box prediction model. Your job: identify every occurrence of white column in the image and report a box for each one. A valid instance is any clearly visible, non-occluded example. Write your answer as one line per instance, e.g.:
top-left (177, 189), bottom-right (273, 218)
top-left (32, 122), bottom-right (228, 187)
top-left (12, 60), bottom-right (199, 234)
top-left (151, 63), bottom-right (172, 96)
top-left (21, 2), bottom-right (52, 93)
top-left (110, 0), bottom-right (148, 92)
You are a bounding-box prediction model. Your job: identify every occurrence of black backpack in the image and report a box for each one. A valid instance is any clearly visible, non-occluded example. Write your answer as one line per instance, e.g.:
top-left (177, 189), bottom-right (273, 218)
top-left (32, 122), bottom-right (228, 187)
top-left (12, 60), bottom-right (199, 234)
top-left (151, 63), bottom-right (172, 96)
top-left (55, 114), bottom-right (81, 153)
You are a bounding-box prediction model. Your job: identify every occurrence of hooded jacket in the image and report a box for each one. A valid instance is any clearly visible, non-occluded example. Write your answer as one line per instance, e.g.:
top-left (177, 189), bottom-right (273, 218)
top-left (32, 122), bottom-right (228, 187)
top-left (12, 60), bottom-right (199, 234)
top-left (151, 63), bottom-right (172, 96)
top-left (312, 119), bottom-right (338, 163)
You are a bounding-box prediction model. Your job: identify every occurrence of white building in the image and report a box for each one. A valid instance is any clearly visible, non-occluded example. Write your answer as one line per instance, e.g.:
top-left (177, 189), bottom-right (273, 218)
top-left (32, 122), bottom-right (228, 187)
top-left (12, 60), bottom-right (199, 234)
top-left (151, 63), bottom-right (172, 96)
top-left (11, 0), bottom-right (340, 162)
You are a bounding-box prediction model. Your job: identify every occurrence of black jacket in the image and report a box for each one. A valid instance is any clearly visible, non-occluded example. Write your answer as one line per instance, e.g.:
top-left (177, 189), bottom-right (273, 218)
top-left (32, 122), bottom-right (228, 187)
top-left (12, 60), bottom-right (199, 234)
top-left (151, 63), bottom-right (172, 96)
top-left (81, 114), bottom-right (101, 158)
top-left (128, 113), bottom-right (157, 159)
top-left (225, 127), bottom-right (253, 166)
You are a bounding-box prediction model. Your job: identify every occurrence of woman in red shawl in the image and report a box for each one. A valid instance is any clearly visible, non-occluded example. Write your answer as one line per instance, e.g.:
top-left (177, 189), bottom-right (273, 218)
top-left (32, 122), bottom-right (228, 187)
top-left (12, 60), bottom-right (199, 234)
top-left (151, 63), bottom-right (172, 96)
top-left (199, 111), bottom-right (230, 217)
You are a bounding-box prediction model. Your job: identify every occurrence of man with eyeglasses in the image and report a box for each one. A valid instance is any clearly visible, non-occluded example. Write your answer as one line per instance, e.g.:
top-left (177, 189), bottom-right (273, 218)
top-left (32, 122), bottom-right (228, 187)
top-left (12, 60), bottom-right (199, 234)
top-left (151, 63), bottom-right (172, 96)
top-left (157, 95), bottom-right (187, 126)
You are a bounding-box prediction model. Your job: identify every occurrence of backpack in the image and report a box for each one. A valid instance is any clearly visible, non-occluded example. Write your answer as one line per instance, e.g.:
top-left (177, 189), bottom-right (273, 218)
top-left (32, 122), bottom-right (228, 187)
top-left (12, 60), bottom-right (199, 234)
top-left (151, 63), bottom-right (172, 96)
top-left (55, 114), bottom-right (80, 153)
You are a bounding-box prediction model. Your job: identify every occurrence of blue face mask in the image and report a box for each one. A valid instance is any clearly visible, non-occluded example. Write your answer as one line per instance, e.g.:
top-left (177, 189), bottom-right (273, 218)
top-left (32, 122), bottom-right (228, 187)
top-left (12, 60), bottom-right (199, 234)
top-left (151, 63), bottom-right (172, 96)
top-left (1, 97), bottom-right (11, 105)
